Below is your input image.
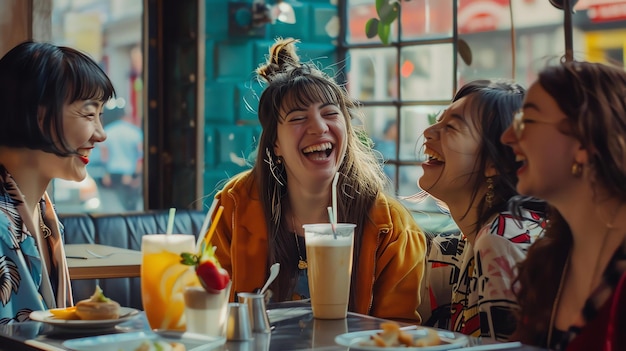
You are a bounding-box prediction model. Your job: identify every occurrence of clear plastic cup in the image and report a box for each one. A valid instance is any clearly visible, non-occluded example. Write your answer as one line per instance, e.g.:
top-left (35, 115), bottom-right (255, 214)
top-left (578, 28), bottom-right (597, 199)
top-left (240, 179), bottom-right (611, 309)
top-left (303, 223), bottom-right (356, 319)
top-left (141, 234), bottom-right (196, 330)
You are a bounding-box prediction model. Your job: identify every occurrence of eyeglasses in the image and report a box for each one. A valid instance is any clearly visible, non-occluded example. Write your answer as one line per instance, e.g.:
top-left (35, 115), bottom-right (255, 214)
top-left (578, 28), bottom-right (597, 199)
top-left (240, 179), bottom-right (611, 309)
top-left (511, 110), bottom-right (562, 139)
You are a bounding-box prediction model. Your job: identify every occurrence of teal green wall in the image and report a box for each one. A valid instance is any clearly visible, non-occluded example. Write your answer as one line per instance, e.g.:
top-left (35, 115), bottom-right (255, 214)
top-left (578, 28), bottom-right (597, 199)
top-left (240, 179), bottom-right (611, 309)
top-left (203, 0), bottom-right (338, 202)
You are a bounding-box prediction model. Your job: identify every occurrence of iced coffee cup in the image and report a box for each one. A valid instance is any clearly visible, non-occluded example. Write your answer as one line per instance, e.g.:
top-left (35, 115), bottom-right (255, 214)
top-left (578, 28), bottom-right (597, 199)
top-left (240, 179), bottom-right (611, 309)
top-left (303, 223), bottom-right (355, 319)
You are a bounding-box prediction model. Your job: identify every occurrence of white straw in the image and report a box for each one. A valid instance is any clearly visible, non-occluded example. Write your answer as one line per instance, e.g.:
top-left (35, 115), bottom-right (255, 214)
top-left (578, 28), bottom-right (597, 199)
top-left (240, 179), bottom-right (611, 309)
top-left (327, 206), bottom-right (337, 239)
top-left (196, 198), bottom-right (219, 251)
top-left (331, 172), bottom-right (339, 224)
top-left (165, 208), bottom-right (176, 235)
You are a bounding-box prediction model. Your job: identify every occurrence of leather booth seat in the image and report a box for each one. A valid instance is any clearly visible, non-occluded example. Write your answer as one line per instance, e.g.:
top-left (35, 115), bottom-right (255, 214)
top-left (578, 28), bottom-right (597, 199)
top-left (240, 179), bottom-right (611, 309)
top-left (59, 209), bottom-right (205, 310)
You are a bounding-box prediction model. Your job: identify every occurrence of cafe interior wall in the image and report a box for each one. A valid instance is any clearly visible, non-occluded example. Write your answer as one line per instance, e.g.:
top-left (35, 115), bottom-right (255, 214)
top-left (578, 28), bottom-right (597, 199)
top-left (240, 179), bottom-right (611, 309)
top-left (198, 0), bottom-right (338, 209)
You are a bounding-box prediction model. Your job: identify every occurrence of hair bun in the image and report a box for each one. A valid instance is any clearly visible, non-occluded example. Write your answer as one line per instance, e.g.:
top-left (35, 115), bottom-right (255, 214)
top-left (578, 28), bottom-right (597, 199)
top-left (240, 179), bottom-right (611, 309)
top-left (257, 38), bottom-right (301, 82)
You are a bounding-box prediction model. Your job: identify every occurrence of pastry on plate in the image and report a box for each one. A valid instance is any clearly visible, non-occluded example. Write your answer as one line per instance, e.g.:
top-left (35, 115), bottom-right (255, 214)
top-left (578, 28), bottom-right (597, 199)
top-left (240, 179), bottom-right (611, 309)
top-left (75, 285), bottom-right (121, 320)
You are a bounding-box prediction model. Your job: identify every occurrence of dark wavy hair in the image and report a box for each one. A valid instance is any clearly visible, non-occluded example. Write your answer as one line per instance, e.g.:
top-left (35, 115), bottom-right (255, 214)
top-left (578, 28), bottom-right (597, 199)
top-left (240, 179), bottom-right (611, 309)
top-left (512, 61), bottom-right (626, 346)
top-left (0, 41), bottom-right (115, 156)
top-left (427, 80), bottom-right (542, 234)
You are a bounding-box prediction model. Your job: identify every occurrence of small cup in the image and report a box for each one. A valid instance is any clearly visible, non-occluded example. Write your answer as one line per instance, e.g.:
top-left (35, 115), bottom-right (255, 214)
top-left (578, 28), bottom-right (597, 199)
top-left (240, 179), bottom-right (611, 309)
top-left (226, 303), bottom-right (253, 341)
top-left (183, 282), bottom-right (231, 337)
top-left (237, 292), bottom-right (271, 333)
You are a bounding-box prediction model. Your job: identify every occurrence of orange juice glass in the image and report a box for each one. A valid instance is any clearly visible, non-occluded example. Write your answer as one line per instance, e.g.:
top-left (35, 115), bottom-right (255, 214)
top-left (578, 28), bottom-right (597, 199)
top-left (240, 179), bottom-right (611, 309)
top-left (141, 234), bottom-right (198, 330)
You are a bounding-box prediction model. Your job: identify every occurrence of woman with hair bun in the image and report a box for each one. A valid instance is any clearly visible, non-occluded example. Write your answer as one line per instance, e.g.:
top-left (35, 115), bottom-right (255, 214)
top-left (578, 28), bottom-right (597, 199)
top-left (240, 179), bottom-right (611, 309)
top-left (210, 38), bottom-right (426, 323)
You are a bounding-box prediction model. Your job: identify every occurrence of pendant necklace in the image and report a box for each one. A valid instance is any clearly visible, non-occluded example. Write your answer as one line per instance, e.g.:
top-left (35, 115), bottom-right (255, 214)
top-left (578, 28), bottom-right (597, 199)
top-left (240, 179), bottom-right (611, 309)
top-left (292, 215), bottom-right (307, 270)
top-left (37, 202), bottom-right (52, 238)
top-left (546, 206), bottom-right (618, 349)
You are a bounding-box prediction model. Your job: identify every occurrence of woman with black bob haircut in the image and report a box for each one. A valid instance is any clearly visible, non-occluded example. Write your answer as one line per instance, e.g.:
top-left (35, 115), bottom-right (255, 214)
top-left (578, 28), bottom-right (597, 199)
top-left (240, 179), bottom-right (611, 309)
top-left (0, 41), bottom-right (115, 323)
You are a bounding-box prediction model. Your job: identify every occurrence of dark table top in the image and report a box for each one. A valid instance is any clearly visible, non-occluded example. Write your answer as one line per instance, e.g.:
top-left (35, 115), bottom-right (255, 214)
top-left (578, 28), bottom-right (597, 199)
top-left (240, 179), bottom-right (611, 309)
top-left (0, 302), bottom-right (547, 351)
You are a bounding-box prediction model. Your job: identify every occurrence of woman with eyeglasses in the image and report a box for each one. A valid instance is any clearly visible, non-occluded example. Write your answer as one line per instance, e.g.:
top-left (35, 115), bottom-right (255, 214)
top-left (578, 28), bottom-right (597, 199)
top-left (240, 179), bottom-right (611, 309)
top-left (418, 80), bottom-right (545, 341)
top-left (501, 61), bottom-right (626, 350)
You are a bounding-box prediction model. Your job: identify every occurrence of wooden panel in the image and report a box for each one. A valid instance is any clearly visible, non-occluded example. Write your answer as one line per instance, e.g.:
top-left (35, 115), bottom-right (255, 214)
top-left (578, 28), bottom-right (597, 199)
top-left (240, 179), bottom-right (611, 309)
top-left (0, 0), bottom-right (31, 57)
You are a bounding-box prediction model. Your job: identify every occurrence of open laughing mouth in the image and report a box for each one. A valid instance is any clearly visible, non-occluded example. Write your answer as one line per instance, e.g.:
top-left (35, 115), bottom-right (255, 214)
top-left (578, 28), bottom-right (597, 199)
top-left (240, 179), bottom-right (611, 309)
top-left (424, 147), bottom-right (445, 165)
top-left (302, 142), bottom-right (333, 161)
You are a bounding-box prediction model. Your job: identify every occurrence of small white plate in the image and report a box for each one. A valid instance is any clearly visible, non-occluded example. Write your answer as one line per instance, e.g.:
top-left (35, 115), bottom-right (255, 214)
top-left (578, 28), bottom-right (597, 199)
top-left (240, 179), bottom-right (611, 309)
top-left (335, 328), bottom-right (469, 350)
top-left (29, 307), bottom-right (140, 332)
top-left (62, 331), bottom-right (225, 351)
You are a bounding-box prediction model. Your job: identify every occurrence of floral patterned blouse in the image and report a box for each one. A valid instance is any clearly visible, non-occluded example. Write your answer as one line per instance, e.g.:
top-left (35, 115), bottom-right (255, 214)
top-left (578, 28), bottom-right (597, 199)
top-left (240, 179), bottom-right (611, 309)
top-left (0, 165), bottom-right (73, 324)
top-left (421, 206), bottom-right (545, 341)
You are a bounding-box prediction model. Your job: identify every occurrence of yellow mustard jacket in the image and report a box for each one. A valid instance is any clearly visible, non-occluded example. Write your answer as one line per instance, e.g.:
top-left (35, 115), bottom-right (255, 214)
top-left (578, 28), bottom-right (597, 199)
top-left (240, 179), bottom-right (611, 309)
top-left (212, 171), bottom-right (427, 323)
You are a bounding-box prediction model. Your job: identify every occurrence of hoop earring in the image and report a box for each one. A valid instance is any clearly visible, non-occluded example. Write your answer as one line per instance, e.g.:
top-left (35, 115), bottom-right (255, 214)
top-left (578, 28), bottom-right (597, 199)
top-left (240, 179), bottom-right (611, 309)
top-left (485, 177), bottom-right (495, 209)
top-left (265, 148), bottom-right (286, 186)
top-left (571, 162), bottom-right (583, 177)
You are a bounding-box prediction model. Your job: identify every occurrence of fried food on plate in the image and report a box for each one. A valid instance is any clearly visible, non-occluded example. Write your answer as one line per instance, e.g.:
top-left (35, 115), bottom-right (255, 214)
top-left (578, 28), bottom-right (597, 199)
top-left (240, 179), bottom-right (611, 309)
top-left (49, 306), bottom-right (79, 320)
top-left (359, 321), bottom-right (442, 347)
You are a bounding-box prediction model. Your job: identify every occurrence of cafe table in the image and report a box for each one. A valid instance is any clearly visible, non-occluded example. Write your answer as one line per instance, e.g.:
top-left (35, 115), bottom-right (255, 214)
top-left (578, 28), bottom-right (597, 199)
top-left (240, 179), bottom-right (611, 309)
top-left (0, 302), bottom-right (548, 351)
top-left (64, 244), bottom-right (141, 280)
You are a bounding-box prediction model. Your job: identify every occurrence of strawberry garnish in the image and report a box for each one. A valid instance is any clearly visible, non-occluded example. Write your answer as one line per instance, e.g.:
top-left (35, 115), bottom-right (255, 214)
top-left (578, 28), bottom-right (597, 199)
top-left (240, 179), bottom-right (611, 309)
top-left (180, 245), bottom-right (230, 293)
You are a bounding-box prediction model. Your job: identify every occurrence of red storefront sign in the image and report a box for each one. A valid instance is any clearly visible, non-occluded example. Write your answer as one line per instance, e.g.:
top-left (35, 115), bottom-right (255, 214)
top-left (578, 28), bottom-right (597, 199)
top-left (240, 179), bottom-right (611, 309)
top-left (587, 1), bottom-right (626, 23)
top-left (458, 0), bottom-right (510, 34)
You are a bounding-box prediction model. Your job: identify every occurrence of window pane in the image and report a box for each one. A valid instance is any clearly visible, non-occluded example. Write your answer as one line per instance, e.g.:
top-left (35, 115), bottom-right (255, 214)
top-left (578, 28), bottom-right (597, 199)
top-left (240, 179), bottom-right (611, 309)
top-left (399, 105), bottom-right (445, 163)
top-left (400, 0), bottom-right (453, 40)
top-left (346, 48), bottom-right (398, 102)
top-left (50, 0), bottom-right (144, 213)
top-left (400, 44), bottom-right (454, 101)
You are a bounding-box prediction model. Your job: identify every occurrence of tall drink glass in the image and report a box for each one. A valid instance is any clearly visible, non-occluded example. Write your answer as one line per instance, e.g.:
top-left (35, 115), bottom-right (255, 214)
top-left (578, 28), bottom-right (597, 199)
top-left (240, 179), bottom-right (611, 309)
top-left (141, 234), bottom-right (197, 330)
top-left (303, 223), bottom-right (355, 319)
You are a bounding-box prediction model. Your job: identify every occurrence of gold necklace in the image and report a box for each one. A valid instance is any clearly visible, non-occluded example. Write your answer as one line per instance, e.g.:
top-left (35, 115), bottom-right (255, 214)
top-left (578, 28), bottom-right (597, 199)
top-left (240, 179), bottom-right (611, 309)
top-left (38, 202), bottom-right (51, 238)
top-left (546, 254), bottom-right (570, 348)
top-left (291, 215), bottom-right (307, 270)
top-left (546, 207), bottom-right (619, 348)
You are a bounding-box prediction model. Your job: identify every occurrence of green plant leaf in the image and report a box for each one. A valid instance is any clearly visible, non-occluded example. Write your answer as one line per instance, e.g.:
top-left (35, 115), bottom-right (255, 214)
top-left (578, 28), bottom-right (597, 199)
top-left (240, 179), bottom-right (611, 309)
top-left (379, 1), bottom-right (400, 25)
top-left (365, 18), bottom-right (380, 39)
top-left (457, 38), bottom-right (473, 66)
top-left (375, 0), bottom-right (386, 13)
top-left (378, 22), bottom-right (391, 45)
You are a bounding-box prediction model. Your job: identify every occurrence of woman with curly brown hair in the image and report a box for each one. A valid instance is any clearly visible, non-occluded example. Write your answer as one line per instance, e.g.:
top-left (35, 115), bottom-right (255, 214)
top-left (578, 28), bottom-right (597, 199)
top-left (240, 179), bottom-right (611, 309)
top-left (501, 61), bottom-right (626, 350)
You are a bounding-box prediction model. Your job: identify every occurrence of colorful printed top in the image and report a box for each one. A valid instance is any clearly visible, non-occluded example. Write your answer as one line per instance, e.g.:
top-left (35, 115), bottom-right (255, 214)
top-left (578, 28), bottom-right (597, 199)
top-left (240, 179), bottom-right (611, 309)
top-left (423, 207), bottom-right (544, 341)
top-left (0, 165), bottom-right (73, 324)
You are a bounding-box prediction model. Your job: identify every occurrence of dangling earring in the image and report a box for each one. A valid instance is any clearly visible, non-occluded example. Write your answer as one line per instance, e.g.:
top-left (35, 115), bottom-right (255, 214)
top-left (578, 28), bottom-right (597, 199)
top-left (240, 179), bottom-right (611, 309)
top-left (265, 148), bottom-right (286, 226)
top-left (571, 162), bottom-right (583, 177)
top-left (485, 177), bottom-right (495, 209)
top-left (264, 148), bottom-right (286, 186)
